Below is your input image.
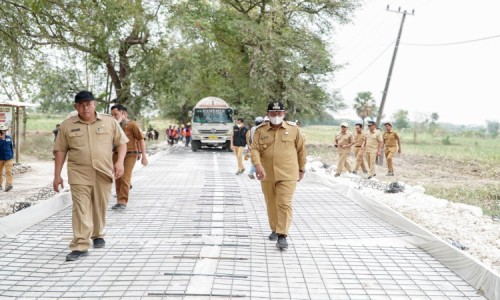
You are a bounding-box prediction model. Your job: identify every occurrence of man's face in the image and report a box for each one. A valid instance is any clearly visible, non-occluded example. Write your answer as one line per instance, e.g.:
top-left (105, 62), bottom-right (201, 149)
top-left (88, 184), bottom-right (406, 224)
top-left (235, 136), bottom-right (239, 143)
top-left (341, 126), bottom-right (347, 133)
top-left (268, 111), bottom-right (285, 118)
top-left (74, 100), bottom-right (96, 121)
top-left (385, 124), bottom-right (392, 131)
top-left (111, 108), bottom-right (125, 122)
top-left (0, 131), bottom-right (5, 137)
top-left (368, 124), bottom-right (376, 131)
top-left (236, 120), bottom-right (242, 126)
top-left (355, 125), bottom-right (362, 133)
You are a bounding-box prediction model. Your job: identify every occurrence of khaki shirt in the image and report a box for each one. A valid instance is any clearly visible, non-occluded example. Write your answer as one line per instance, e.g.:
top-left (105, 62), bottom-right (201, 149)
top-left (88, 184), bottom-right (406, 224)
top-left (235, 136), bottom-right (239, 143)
top-left (120, 120), bottom-right (144, 153)
top-left (54, 113), bottom-right (128, 184)
top-left (251, 121), bottom-right (306, 181)
top-left (383, 130), bottom-right (399, 148)
top-left (335, 131), bottom-right (353, 154)
top-left (353, 131), bottom-right (365, 147)
top-left (364, 130), bottom-right (383, 152)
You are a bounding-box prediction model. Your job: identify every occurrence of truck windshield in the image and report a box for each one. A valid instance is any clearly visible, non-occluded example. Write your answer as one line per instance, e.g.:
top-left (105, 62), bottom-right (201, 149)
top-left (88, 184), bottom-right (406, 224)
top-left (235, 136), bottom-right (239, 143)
top-left (193, 108), bottom-right (233, 123)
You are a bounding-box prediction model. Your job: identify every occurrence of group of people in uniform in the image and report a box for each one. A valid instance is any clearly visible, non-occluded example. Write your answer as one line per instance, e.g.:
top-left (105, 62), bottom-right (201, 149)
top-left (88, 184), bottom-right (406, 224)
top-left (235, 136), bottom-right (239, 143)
top-left (53, 91), bottom-right (148, 261)
top-left (334, 120), bottom-right (401, 179)
top-left (56, 92), bottom-right (400, 259)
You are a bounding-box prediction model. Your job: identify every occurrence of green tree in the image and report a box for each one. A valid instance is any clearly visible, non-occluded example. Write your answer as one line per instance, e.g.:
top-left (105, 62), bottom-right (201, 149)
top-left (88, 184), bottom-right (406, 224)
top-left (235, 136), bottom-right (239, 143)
top-left (353, 91), bottom-right (377, 126)
top-left (0, 0), bottom-right (166, 115)
top-left (486, 120), bottom-right (499, 138)
top-left (162, 0), bottom-right (357, 120)
top-left (392, 109), bottom-right (410, 129)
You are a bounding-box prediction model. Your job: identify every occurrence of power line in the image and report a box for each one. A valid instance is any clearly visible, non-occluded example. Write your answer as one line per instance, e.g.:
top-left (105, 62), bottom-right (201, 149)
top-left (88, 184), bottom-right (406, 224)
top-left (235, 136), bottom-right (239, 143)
top-left (402, 34), bottom-right (500, 46)
top-left (339, 41), bottom-right (394, 89)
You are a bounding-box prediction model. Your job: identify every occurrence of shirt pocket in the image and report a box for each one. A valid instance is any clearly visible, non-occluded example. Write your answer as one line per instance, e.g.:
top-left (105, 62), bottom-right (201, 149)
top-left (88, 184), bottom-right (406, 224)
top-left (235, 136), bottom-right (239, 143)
top-left (281, 135), bottom-right (295, 148)
top-left (68, 131), bottom-right (85, 147)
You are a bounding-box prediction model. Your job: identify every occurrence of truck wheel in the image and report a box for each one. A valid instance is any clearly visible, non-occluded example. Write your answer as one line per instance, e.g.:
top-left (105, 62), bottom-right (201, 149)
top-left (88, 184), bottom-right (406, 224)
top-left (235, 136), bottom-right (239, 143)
top-left (225, 141), bottom-right (232, 152)
top-left (191, 141), bottom-right (200, 152)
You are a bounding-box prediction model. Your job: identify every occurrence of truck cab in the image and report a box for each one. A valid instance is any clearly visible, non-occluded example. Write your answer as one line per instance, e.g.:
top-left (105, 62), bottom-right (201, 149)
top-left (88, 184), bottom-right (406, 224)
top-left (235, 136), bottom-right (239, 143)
top-left (190, 97), bottom-right (235, 152)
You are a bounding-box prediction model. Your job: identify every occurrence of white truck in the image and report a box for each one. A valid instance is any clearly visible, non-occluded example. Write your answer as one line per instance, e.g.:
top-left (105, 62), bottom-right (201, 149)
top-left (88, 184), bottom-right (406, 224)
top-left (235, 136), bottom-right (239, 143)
top-left (190, 96), bottom-right (236, 152)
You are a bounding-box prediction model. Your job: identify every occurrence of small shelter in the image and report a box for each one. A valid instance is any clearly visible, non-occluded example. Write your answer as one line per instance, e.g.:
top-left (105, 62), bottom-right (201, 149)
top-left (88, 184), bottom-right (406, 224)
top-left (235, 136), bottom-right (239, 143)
top-left (0, 101), bottom-right (40, 164)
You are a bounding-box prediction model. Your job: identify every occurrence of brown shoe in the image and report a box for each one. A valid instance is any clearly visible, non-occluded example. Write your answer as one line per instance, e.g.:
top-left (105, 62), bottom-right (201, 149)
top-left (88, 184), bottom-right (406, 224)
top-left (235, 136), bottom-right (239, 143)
top-left (5, 185), bottom-right (12, 192)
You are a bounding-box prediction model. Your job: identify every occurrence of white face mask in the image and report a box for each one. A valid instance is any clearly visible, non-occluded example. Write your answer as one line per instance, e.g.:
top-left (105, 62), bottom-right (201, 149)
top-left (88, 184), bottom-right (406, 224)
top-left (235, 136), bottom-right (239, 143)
top-left (237, 123), bottom-right (243, 128)
top-left (270, 116), bottom-right (284, 125)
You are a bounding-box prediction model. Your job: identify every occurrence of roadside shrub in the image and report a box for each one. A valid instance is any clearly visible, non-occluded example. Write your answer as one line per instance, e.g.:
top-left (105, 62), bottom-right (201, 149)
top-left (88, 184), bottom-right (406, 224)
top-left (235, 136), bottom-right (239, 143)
top-left (442, 136), bottom-right (452, 145)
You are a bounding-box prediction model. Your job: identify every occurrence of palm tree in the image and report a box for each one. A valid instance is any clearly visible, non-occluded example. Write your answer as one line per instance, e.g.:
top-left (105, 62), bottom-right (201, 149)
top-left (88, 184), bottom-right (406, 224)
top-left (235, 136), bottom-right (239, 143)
top-left (353, 91), bottom-right (378, 126)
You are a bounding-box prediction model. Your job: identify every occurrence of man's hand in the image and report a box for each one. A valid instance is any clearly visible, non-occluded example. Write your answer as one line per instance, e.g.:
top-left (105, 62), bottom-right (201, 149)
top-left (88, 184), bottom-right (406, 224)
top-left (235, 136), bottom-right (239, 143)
top-left (255, 165), bottom-right (267, 181)
top-left (141, 155), bottom-right (149, 166)
top-left (114, 162), bottom-right (124, 179)
top-left (298, 171), bottom-right (305, 182)
top-left (53, 177), bottom-right (64, 192)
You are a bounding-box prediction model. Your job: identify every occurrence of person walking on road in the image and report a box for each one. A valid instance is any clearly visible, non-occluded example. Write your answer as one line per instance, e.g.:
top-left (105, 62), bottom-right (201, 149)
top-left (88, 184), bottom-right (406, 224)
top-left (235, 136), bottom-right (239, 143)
top-left (0, 124), bottom-right (14, 192)
top-left (110, 104), bottom-right (148, 210)
top-left (382, 122), bottom-right (401, 176)
top-left (246, 116), bottom-right (264, 179)
top-left (53, 91), bottom-right (128, 262)
top-left (334, 122), bottom-right (353, 177)
top-left (362, 120), bottom-right (383, 179)
top-left (184, 123), bottom-right (192, 147)
top-left (251, 101), bottom-right (306, 250)
top-left (231, 118), bottom-right (248, 175)
top-left (352, 123), bottom-right (367, 174)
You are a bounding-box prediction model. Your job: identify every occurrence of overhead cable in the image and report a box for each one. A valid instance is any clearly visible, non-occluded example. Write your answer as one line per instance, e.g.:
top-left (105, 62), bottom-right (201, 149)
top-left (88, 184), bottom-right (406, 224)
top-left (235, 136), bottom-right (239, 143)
top-left (402, 34), bottom-right (500, 47)
top-left (339, 41), bottom-right (394, 89)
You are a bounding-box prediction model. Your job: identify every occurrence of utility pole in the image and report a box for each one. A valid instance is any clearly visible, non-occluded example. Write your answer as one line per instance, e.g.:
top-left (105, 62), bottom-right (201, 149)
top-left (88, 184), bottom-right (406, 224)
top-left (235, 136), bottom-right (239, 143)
top-left (376, 6), bottom-right (414, 167)
top-left (375, 6), bottom-right (414, 127)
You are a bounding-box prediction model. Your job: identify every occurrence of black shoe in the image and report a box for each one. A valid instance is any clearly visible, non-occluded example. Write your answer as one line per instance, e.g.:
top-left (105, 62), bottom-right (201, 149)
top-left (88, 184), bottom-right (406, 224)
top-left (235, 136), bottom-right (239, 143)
top-left (334, 173), bottom-right (340, 177)
top-left (130, 185), bottom-right (133, 190)
top-left (93, 238), bottom-right (106, 248)
top-left (66, 250), bottom-right (88, 261)
top-left (268, 231), bottom-right (278, 241)
top-left (387, 172), bottom-right (394, 176)
top-left (5, 185), bottom-right (12, 192)
top-left (248, 173), bottom-right (255, 179)
top-left (111, 204), bottom-right (126, 210)
top-left (276, 235), bottom-right (288, 249)
top-left (352, 171), bottom-right (357, 174)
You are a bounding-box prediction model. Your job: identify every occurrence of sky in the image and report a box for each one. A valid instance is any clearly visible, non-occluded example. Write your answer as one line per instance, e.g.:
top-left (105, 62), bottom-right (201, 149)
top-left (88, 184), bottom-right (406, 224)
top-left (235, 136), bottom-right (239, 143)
top-left (330, 0), bottom-right (500, 126)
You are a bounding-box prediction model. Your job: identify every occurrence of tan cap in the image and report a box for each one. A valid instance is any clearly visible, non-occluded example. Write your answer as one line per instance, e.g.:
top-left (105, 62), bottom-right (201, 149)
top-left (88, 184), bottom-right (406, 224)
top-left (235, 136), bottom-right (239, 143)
top-left (0, 124), bottom-right (9, 131)
top-left (340, 122), bottom-right (349, 127)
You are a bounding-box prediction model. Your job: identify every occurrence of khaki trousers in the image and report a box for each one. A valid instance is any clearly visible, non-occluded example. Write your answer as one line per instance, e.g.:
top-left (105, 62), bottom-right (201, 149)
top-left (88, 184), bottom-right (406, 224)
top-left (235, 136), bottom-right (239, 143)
top-left (234, 146), bottom-right (245, 172)
top-left (336, 152), bottom-right (352, 173)
top-left (0, 159), bottom-right (14, 186)
top-left (261, 181), bottom-right (297, 236)
top-left (113, 154), bottom-right (137, 205)
top-left (385, 147), bottom-right (397, 173)
top-left (69, 171), bottom-right (112, 251)
top-left (365, 151), bottom-right (378, 176)
top-left (353, 147), bottom-right (367, 172)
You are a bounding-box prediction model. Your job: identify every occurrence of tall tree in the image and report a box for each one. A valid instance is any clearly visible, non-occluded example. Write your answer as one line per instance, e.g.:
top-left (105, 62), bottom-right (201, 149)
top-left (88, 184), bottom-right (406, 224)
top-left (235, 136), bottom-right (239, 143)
top-left (392, 109), bottom-right (410, 129)
top-left (162, 0), bottom-right (357, 119)
top-left (353, 91), bottom-right (377, 126)
top-left (0, 0), bottom-right (167, 115)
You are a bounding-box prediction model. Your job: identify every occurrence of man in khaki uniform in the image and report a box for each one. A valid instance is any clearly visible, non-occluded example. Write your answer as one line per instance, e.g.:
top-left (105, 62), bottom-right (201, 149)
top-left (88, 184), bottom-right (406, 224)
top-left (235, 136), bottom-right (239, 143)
top-left (53, 91), bottom-right (128, 261)
top-left (362, 120), bottom-right (383, 179)
top-left (110, 104), bottom-right (148, 209)
top-left (352, 123), bottom-right (367, 174)
top-left (382, 122), bottom-right (401, 176)
top-left (334, 122), bottom-right (353, 177)
top-left (251, 101), bottom-right (306, 250)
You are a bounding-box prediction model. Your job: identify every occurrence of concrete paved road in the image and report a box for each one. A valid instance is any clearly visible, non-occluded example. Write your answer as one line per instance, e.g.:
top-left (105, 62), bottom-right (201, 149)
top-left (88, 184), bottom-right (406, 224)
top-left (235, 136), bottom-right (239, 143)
top-left (0, 146), bottom-right (486, 299)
